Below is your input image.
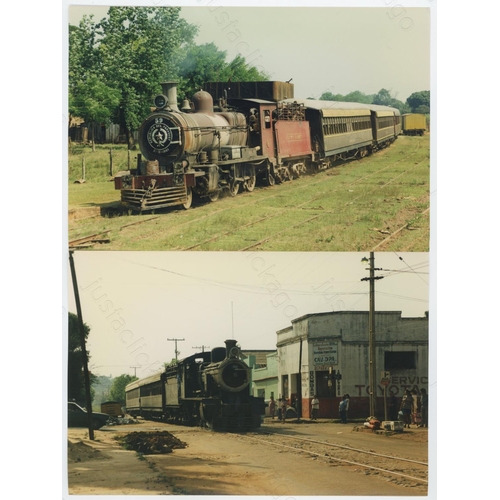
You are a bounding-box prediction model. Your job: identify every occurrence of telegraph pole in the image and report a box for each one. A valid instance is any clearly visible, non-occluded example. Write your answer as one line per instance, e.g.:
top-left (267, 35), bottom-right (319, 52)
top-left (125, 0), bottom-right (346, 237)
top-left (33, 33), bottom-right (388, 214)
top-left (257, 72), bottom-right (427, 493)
top-left (361, 252), bottom-right (383, 418)
top-left (167, 338), bottom-right (185, 361)
top-left (69, 251), bottom-right (95, 440)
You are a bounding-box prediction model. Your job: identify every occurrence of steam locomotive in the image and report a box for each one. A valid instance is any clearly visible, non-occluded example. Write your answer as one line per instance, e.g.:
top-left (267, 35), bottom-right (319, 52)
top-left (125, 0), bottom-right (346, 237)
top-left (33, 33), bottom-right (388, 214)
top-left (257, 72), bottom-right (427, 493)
top-left (125, 340), bottom-right (265, 431)
top-left (114, 80), bottom-right (401, 211)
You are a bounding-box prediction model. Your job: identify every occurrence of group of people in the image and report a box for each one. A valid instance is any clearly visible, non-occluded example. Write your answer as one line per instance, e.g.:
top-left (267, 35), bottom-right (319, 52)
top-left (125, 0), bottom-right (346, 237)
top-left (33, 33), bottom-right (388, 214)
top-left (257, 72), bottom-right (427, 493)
top-left (390, 388), bottom-right (428, 428)
top-left (268, 396), bottom-right (292, 422)
top-left (269, 394), bottom-right (351, 423)
top-left (313, 394), bottom-right (350, 422)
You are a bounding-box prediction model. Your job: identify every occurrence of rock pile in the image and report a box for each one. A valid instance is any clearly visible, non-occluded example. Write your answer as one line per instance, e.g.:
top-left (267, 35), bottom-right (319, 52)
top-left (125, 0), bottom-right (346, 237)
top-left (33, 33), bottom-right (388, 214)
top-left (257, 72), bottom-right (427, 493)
top-left (117, 431), bottom-right (188, 455)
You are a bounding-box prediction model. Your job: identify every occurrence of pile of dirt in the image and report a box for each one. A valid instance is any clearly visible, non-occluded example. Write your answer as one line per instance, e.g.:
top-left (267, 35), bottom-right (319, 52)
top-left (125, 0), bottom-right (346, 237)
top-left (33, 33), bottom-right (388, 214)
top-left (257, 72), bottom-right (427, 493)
top-left (68, 440), bottom-right (109, 463)
top-left (117, 431), bottom-right (188, 455)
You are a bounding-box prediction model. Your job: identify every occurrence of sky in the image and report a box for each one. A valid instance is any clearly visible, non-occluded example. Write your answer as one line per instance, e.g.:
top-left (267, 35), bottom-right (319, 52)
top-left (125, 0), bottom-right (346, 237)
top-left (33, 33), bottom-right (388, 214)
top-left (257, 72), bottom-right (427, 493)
top-left (68, 251), bottom-right (429, 380)
top-left (66, 0), bottom-right (432, 103)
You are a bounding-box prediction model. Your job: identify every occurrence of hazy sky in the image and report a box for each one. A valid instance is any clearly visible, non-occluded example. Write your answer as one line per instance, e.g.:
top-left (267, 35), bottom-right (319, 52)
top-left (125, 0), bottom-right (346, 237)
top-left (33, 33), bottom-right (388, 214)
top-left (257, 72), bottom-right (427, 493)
top-left (66, 1), bottom-right (432, 102)
top-left (68, 251), bottom-right (429, 379)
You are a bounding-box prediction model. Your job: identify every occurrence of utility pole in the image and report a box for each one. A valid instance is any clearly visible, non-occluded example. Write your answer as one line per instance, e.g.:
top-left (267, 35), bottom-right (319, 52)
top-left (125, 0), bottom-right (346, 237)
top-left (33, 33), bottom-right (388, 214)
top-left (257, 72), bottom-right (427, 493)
top-left (130, 366), bottom-right (140, 377)
top-left (361, 252), bottom-right (383, 418)
top-left (167, 338), bottom-right (185, 361)
top-left (69, 251), bottom-right (95, 440)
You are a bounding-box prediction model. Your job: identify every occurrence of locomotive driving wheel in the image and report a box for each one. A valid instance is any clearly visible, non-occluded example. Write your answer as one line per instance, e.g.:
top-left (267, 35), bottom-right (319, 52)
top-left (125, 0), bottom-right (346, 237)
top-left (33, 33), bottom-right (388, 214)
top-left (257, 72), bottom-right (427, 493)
top-left (266, 165), bottom-right (276, 186)
top-left (209, 190), bottom-right (220, 202)
top-left (229, 180), bottom-right (239, 197)
top-left (182, 187), bottom-right (193, 210)
top-left (244, 166), bottom-right (256, 192)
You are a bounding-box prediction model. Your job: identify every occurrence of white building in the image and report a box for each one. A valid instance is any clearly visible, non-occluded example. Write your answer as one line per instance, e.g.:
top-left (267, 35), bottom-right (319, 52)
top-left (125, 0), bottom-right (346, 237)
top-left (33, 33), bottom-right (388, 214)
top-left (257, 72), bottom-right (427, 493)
top-left (276, 310), bottom-right (428, 420)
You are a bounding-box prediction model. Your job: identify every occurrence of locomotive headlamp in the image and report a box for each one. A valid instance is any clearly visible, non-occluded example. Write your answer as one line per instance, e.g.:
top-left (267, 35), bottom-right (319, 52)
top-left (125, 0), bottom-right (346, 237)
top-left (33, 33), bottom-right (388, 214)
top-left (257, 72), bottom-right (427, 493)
top-left (154, 94), bottom-right (168, 110)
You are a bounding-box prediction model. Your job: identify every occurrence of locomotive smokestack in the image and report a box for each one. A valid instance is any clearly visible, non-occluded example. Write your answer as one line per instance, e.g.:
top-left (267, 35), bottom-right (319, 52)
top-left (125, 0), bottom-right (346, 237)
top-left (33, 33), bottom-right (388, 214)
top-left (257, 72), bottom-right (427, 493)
top-left (161, 81), bottom-right (179, 112)
top-left (225, 339), bottom-right (239, 358)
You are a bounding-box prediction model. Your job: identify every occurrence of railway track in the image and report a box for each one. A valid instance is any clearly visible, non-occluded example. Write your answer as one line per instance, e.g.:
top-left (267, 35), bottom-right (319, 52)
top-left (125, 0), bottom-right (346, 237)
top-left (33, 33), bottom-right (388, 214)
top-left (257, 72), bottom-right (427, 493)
top-left (68, 138), bottom-right (428, 251)
top-left (237, 428), bottom-right (429, 487)
top-left (205, 151), bottom-right (428, 252)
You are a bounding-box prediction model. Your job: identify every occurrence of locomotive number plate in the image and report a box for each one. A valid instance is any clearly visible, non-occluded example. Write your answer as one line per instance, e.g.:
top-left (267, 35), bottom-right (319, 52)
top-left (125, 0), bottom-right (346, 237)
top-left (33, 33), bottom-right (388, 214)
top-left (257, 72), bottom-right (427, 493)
top-left (147, 118), bottom-right (173, 154)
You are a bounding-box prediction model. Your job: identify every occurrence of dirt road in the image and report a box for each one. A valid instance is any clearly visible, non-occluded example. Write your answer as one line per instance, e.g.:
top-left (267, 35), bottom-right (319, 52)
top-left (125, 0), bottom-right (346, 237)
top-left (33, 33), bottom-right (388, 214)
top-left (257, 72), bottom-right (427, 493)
top-left (66, 419), bottom-right (429, 496)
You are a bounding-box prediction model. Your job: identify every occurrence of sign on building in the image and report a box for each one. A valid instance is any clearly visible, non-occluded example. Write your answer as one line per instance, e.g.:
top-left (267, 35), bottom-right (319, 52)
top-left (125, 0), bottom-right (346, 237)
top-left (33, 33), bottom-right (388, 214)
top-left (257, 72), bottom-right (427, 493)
top-left (313, 341), bottom-right (338, 370)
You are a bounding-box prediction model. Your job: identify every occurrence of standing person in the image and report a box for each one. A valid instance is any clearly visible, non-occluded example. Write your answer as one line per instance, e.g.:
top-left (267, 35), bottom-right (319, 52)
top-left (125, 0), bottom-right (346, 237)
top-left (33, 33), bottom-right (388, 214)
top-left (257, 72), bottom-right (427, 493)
top-left (281, 397), bottom-right (288, 423)
top-left (411, 389), bottom-right (419, 426)
top-left (388, 391), bottom-right (398, 421)
top-left (311, 395), bottom-right (319, 420)
top-left (269, 396), bottom-right (276, 420)
top-left (420, 388), bottom-right (428, 428)
top-left (339, 395), bottom-right (348, 424)
top-left (400, 389), bottom-right (414, 428)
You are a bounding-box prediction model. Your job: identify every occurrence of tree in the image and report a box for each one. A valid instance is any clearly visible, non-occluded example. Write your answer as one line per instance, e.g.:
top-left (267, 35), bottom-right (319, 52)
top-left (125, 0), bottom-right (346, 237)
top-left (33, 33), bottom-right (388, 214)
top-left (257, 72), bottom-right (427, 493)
top-left (176, 44), bottom-right (269, 100)
top-left (69, 75), bottom-right (121, 151)
top-left (96, 6), bottom-right (197, 149)
top-left (406, 91), bottom-right (430, 113)
top-left (68, 312), bottom-right (95, 403)
top-left (176, 43), bottom-right (230, 99)
top-left (343, 90), bottom-right (373, 104)
top-left (110, 374), bottom-right (138, 404)
top-left (372, 88), bottom-right (393, 106)
top-left (93, 375), bottom-right (114, 405)
top-left (319, 91), bottom-right (345, 101)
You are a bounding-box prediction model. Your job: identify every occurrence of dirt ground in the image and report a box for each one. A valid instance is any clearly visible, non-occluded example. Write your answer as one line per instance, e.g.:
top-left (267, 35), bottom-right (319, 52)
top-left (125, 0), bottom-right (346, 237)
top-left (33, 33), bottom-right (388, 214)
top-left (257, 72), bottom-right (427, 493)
top-left (66, 419), bottom-right (429, 496)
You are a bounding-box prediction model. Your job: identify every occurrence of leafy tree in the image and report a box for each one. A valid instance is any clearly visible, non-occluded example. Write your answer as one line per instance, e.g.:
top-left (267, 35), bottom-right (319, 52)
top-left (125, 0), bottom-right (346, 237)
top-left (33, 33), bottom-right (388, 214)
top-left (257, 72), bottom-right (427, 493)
top-left (176, 44), bottom-right (269, 100)
top-left (406, 91), bottom-right (430, 113)
top-left (92, 375), bottom-right (114, 405)
top-left (96, 7), bottom-right (197, 149)
top-left (318, 91), bottom-right (345, 101)
top-left (110, 374), bottom-right (138, 404)
top-left (372, 88), bottom-right (393, 106)
top-left (68, 312), bottom-right (95, 403)
top-left (69, 75), bottom-right (121, 151)
top-left (343, 90), bottom-right (373, 104)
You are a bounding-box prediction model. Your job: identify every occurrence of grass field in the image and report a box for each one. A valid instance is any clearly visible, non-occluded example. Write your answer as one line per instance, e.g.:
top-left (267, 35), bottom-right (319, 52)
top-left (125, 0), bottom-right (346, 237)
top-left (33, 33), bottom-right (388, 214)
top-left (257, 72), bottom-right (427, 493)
top-left (67, 134), bottom-right (430, 252)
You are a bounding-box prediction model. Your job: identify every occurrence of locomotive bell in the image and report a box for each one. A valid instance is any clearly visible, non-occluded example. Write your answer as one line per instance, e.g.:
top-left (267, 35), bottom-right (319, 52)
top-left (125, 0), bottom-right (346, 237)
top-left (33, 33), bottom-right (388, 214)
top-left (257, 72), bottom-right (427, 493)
top-left (180, 99), bottom-right (192, 112)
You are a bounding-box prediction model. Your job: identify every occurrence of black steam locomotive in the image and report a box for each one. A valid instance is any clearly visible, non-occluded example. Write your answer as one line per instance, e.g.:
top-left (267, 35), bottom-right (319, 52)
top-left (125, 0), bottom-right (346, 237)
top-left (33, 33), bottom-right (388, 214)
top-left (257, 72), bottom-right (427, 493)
top-left (125, 340), bottom-right (265, 431)
top-left (114, 80), bottom-right (401, 211)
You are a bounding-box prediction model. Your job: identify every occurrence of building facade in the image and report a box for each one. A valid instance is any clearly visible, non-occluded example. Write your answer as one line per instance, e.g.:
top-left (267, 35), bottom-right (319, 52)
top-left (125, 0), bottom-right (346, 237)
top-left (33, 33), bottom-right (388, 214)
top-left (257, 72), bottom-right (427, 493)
top-left (276, 311), bottom-right (429, 420)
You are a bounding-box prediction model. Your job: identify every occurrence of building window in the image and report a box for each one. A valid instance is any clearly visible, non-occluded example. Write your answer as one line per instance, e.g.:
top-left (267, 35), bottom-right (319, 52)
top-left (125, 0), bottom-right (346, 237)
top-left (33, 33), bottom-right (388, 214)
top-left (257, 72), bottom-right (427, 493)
top-left (385, 351), bottom-right (417, 370)
top-left (257, 389), bottom-right (265, 399)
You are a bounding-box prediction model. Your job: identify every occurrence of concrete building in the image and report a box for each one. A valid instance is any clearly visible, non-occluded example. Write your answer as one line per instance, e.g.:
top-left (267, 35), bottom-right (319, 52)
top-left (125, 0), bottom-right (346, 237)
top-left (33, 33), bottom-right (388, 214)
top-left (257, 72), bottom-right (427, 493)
top-left (276, 310), bottom-right (429, 420)
top-left (250, 352), bottom-right (279, 416)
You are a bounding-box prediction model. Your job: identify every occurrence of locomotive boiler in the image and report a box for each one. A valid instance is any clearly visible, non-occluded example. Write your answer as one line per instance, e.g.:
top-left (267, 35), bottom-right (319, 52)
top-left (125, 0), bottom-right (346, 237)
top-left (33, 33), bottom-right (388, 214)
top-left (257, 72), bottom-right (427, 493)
top-left (125, 339), bottom-right (265, 431)
top-left (115, 82), bottom-right (265, 210)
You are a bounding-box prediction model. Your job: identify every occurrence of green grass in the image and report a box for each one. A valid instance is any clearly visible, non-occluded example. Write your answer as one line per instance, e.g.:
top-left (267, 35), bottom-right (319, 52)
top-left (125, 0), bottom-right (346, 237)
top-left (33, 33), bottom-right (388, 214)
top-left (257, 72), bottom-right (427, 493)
top-left (68, 143), bottom-right (135, 182)
top-left (68, 135), bottom-right (430, 251)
